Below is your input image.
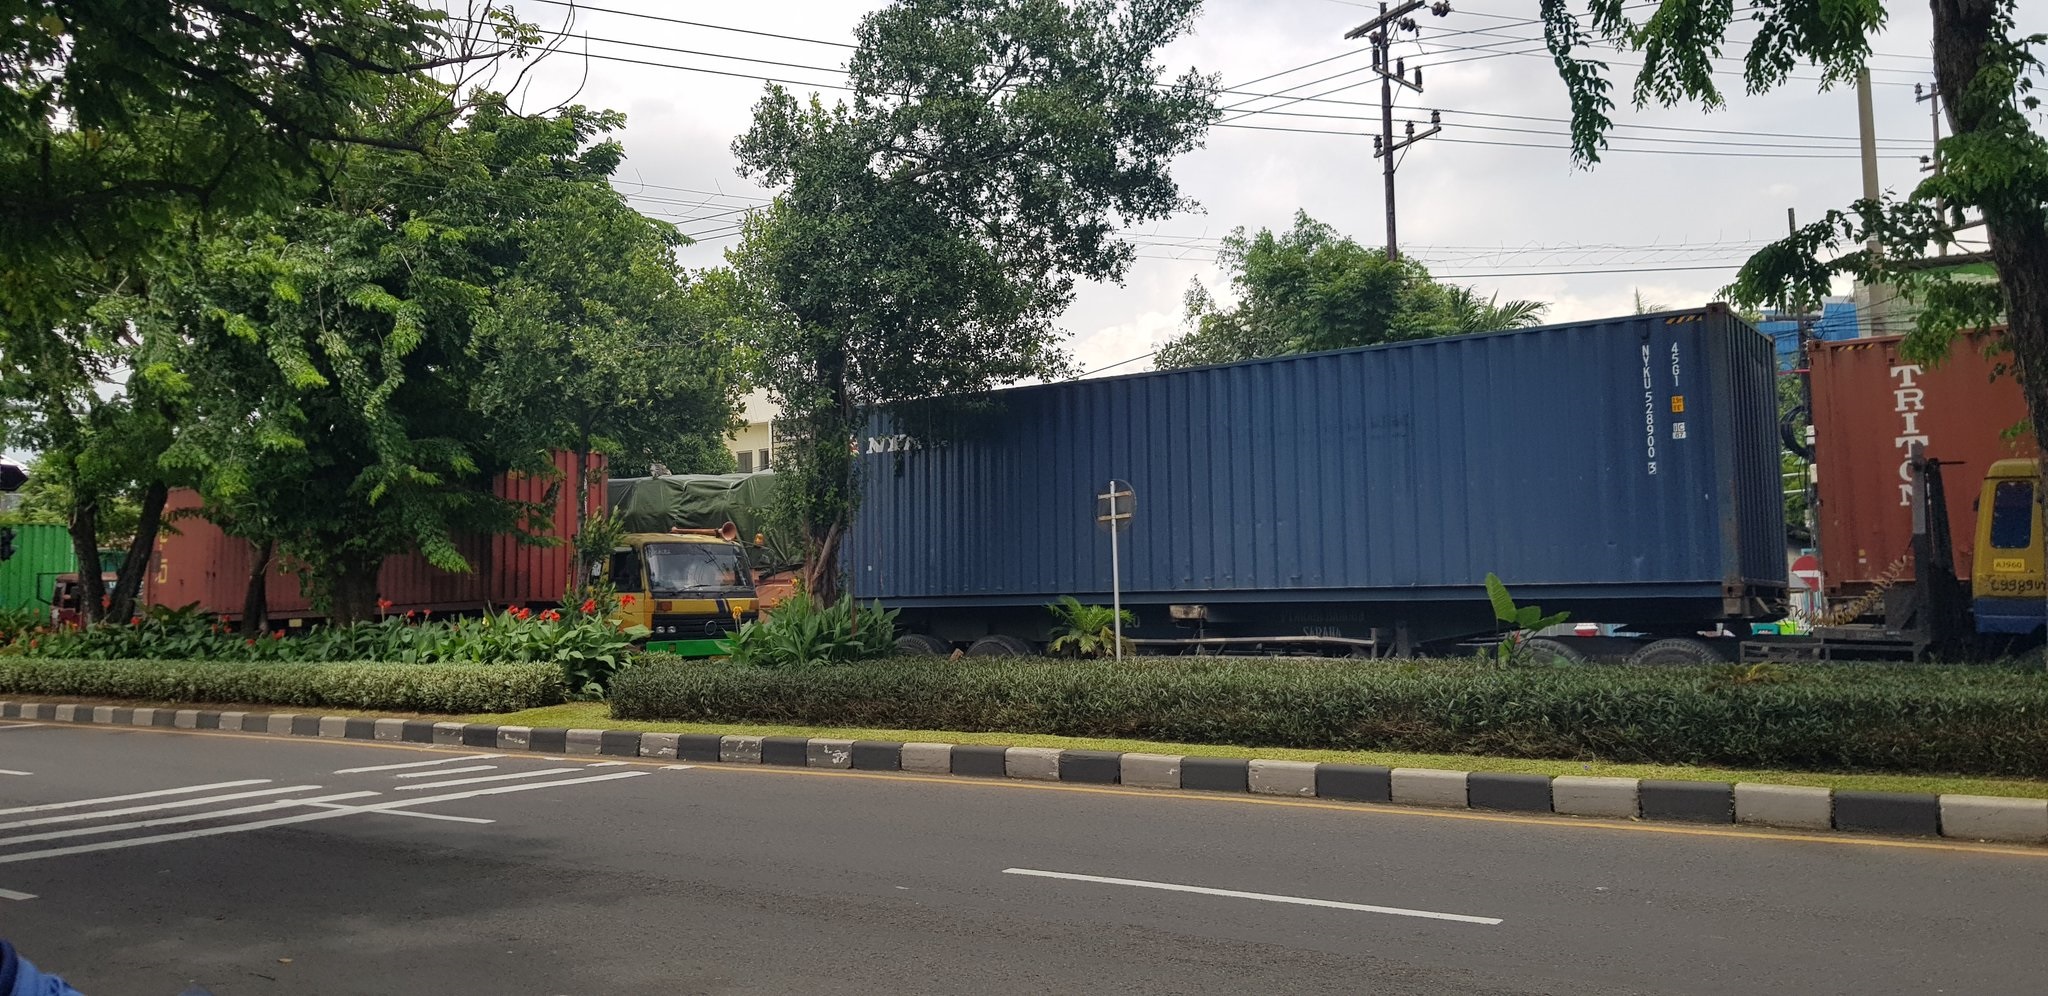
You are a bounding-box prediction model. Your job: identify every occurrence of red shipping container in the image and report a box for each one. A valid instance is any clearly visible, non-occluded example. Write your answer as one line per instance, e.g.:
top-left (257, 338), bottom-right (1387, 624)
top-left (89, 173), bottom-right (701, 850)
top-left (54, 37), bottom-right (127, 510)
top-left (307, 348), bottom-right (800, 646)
top-left (145, 452), bottom-right (606, 620)
top-left (1809, 332), bottom-right (2035, 594)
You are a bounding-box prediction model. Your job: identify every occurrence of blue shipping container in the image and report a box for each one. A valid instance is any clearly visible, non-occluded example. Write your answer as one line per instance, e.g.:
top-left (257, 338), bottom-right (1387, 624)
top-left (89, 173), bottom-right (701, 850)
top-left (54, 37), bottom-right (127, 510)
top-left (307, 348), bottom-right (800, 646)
top-left (848, 305), bottom-right (1786, 646)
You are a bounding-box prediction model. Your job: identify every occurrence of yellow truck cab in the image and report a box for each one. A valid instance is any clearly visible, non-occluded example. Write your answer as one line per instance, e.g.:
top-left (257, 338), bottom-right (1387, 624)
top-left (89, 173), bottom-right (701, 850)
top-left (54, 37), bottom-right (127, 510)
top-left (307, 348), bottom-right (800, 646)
top-left (1971, 457), bottom-right (2046, 635)
top-left (597, 530), bottom-right (759, 656)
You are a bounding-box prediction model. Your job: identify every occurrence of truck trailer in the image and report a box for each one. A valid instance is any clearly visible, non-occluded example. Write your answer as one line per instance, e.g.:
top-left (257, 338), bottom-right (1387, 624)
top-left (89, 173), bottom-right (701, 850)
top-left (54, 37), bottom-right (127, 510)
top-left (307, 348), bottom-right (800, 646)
top-left (848, 305), bottom-right (1790, 661)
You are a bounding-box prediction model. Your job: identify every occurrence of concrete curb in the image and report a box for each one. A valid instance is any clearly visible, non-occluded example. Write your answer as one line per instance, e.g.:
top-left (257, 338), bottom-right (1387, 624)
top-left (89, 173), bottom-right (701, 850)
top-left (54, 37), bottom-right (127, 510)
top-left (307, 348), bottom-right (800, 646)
top-left (4, 698), bottom-right (2041, 846)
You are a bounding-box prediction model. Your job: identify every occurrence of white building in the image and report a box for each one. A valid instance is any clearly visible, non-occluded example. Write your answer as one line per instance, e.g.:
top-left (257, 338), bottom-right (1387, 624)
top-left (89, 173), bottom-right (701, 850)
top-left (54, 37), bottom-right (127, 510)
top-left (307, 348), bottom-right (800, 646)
top-left (728, 390), bottom-right (777, 473)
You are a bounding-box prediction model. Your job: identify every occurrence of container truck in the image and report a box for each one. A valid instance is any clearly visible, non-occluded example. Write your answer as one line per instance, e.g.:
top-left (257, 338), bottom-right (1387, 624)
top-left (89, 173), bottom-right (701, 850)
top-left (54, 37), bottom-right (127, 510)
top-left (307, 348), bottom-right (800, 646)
top-left (143, 452), bottom-right (759, 653)
top-left (848, 305), bottom-right (1791, 662)
top-left (1807, 331), bottom-right (2035, 597)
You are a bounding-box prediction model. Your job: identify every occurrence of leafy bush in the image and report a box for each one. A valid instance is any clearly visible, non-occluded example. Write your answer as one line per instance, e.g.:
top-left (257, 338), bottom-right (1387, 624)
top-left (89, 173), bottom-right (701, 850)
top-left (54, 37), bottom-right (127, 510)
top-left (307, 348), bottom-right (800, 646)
top-left (1484, 573), bottom-right (1569, 665)
top-left (610, 656), bottom-right (2048, 777)
top-left (721, 593), bottom-right (897, 667)
top-left (4, 604), bottom-right (642, 694)
top-left (0, 657), bottom-right (563, 713)
top-left (1046, 596), bottom-right (1134, 658)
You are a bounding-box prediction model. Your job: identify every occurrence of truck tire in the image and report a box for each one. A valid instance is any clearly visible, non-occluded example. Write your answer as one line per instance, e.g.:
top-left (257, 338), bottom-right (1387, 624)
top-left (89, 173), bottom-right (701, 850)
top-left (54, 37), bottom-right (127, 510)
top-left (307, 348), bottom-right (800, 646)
top-left (966, 634), bottom-right (1037, 658)
top-left (1626, 637), bottom-right (1729, 666)
top-left (894, 633), bottom-right (953, 656)
top-left (1522, 637), bottom-right (1589, 664)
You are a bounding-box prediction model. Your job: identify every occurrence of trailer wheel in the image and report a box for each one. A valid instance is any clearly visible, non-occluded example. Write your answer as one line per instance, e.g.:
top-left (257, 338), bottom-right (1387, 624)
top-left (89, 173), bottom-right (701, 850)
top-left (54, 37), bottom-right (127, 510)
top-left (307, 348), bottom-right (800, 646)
top-left (966, 634), bottom-right (1038, 658)
top-left (1626, 637), bottom-right (1729, 665)
top-left (1522, 637), bottom-right (1589, 664)
top-left (894, 633), bottom-right (953, 656)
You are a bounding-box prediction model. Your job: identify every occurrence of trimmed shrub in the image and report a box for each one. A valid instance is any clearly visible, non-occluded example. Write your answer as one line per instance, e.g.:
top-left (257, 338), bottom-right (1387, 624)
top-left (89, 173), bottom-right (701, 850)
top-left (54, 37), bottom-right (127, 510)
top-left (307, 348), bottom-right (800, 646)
top-left (610, 656), bottom-right (2048, 777)
top-left (0, 658), bottom-right (564, 713)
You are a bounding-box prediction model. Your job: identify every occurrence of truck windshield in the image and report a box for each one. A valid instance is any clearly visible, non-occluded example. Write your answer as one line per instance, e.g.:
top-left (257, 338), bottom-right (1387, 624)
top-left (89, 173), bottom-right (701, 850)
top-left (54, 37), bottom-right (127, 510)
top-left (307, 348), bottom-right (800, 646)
top-left (643, 543), bottom-right (749, 594)
top-left (1990, 479), bottom-right (2036, 550)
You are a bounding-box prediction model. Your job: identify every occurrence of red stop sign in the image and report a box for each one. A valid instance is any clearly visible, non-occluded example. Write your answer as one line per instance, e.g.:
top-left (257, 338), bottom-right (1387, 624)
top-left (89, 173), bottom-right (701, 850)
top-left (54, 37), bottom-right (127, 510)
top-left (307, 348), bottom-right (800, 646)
top-left (1791, 554), bottom-right (1822, 590)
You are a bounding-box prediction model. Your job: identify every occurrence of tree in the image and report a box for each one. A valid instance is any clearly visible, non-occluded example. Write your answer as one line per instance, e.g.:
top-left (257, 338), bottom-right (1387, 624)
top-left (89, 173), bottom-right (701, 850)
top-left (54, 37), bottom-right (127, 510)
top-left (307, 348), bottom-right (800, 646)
top-left (468, 104), bottom-right (746, 586)
top-left (732, 0), bottom-right (1217, 600)
top-left (1540, 1), bottom-right (2048, 507)
top-left (1153, 211), bottom-right (1549, 369)
top-left (178, 92), bottom-right (610, 624)
top-left (0, 3), bottom-right (530, 626)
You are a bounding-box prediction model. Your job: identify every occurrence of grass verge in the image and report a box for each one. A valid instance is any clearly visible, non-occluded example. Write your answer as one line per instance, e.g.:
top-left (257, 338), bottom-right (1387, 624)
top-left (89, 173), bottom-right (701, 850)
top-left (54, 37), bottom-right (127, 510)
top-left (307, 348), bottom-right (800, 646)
top-left (471, 701), bottom-right (2048, 800)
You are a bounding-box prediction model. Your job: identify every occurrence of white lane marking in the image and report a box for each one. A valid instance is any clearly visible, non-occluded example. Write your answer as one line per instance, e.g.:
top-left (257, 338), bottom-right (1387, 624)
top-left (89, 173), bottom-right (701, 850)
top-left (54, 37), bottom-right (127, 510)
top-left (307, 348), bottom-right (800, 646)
top-left (332, 754), bottom-right (499, 774)
top-left (392, 765), bottom-right (495, 779)
top-left (0, 771), bottom-right (647, 864)
top-left (0, 785), bottom-right (322, 831)
top-left (0, 723), bottom-right (42, 732)
top-left (584, 761), bottom-right (628, 767)
top-left (0, 792), bottom-right (379, 847)
top-left (0, 770), bottom-right (29, 776)
top-left (662, 765), bottom-right (696, 770)
top-left (392, 768), bottom-right (584, 792)
top-left (1000, 869), bottom-right (1504, 926)
top-left (306, 803), bottom-right (493, 825)
top-left (0, 780), bottom-right (271, 817)
top-left (0, 887), bottom-right (34, 901)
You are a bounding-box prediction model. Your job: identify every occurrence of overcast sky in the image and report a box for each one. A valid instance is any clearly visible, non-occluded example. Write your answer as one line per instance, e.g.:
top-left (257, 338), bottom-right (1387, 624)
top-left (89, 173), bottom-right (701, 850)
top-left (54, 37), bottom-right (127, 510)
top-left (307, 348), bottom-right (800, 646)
top-left (491, 0), bottom-right (2033, 379)
top-left (2, 1), bottom-right (2018, 467)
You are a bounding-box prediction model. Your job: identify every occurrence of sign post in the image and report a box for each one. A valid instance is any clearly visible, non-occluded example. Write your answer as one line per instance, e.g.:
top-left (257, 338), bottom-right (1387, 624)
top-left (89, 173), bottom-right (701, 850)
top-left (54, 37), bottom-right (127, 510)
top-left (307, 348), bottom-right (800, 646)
top-left (1096, 480), bottom-right (1135, 662)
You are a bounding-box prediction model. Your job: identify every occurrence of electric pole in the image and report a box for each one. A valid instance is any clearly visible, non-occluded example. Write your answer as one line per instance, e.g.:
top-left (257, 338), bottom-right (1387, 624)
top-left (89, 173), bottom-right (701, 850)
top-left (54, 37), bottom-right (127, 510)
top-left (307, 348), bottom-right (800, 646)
top-left (1345, 2), bottom-right (1450, 261)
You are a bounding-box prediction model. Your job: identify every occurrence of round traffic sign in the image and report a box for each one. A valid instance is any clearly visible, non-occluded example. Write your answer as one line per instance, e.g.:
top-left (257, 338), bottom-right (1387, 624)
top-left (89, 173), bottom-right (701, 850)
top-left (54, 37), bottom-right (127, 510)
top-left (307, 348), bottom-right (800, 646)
top-left (1791, 553), bottom-right (1821, 590)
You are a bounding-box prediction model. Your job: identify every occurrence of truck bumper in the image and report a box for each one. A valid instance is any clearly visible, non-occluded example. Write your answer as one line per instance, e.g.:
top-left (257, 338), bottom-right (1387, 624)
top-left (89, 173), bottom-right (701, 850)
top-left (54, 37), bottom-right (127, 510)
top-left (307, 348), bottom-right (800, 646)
top-left (1973, 597), bottom-right (2047, 635)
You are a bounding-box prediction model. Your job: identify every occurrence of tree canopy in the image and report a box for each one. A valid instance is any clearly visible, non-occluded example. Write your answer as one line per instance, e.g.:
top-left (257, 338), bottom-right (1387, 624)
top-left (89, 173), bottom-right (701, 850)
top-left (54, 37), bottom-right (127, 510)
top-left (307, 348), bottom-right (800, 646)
top-left (1539, 0), bottom-right (2048, 485)
top-left (732, 0), bottom-right (1217, 599)
top-left (1153, 211), bottom-right (1549, 369)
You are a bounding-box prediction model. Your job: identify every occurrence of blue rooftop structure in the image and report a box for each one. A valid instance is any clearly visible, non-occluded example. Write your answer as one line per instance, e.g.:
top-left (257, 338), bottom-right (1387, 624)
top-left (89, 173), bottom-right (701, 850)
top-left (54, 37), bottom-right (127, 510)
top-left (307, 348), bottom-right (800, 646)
top-left (1759, 300), bottom-right (1861, 369)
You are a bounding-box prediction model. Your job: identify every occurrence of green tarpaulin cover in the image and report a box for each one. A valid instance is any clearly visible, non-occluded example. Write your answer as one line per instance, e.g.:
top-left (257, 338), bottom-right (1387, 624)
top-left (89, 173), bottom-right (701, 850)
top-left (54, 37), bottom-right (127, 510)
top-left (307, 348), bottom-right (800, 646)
top-left (607, 473), bottom-right (800, 575)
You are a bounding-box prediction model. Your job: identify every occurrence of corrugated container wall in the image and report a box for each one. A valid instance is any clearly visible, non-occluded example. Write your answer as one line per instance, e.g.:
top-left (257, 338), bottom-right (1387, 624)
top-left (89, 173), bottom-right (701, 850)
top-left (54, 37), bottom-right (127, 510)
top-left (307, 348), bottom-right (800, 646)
top-left (145, 452), bottom-right (604, 618)
top-left (849, 306), bottom-right (1785, 613)
top-left (1810, 332), bottom-right (2035, 592)
top-left (0, 524), bottom-right (78, 611)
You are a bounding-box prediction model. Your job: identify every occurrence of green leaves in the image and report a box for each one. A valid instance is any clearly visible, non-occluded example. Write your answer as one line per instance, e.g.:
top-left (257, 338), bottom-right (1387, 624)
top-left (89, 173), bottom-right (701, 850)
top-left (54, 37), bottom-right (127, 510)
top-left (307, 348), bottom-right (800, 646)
top-left (721, 593), bottom-right (899, 667)
top-left (1046, 595), bottom-right (1134, 658)
top-left (1485, 573), bottom-right (1571, 666)
top-left (733, 0), bottom-right (1215, 599)
top-left (1154, 210), bottom-right (1549, 369)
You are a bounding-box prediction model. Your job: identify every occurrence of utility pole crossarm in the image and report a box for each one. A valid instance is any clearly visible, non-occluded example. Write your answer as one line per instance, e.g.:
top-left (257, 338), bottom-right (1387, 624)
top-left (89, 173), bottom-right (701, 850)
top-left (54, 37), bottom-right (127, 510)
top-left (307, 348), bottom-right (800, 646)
top-left (1345, 0), bottom-right (1426, 39)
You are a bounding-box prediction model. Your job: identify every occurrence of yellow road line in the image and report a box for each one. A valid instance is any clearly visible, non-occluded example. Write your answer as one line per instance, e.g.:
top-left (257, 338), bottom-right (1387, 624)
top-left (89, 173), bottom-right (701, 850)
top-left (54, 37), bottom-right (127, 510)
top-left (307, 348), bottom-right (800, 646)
top-left (36, 719), bottom-right (2048, 859)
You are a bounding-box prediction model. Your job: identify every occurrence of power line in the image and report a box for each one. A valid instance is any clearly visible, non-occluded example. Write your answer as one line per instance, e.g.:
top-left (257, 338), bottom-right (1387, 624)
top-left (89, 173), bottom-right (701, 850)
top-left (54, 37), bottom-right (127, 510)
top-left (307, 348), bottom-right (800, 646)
top-left (522, 0), bottom-right (858, 48)
top-left (1210, 121), bottom-right (1925, 159)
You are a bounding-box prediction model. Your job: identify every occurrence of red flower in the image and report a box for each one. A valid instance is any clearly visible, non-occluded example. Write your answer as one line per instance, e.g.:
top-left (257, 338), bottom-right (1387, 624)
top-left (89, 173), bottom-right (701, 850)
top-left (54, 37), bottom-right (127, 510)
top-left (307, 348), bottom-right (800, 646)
top-left (245, 638), bottom-right (257, 647)
top-left (620, 594), bottom-right (636, 606)
top-left (272, 630), bottom-right (285, 640)
top-left (580, 598), bottom-right (598, 614)
top-left (129, 616), bottom-right (141, 626)
top-left (100, 595), bottom-right (111, 609)
top-left (405, 610), bottom-right (415, 620)
top-left (377, 598), bottom-right (393, 612)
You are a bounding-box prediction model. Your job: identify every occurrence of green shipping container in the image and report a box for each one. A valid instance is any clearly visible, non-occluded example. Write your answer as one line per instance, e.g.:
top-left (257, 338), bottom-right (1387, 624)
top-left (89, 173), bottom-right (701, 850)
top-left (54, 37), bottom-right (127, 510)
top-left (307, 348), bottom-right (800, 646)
top-left (0, 524), bottom-right (79, 610)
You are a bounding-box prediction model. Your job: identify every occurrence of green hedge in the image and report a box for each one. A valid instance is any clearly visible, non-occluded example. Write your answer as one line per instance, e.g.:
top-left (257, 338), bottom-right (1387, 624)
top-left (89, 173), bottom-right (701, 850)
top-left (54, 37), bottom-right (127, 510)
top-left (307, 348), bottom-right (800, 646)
top-left (0, 658), bottom-right (564, 713)
top-left (610, 656), bottom-right (2048, 777)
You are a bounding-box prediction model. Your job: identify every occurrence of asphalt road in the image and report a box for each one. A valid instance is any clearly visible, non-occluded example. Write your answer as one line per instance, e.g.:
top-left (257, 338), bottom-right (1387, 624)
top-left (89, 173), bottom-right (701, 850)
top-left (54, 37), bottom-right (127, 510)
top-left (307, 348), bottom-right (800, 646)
top-left (1, 721), bottom-right (2044, 995)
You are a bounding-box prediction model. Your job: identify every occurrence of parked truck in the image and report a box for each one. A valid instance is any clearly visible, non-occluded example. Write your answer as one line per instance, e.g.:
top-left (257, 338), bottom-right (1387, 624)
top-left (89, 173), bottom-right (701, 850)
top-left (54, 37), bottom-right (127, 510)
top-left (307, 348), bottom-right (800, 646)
top-left (846, 308), bottom-right (2048, 662)
top-left (143, 452), bottom-right (759, 654)
top-left (848, 305), bottom-right (1791, 662)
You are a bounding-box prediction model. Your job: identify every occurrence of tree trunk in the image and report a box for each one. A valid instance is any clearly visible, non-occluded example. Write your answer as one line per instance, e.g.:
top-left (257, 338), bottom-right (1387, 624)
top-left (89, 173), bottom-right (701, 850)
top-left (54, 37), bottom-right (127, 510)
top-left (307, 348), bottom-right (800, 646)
top-left (65, 494), bottom-right (104, 625)
top-left (321, 554), bottom-right (383, 627)
top-left (572, 439), bottom-right (591, 596)
top-left (241, 539), bottom-right (274, 637)
top-left (804, 519), bottom-right (845, 604)
top-left (1932, 0), bottom-right (2048, 656)
top-left (106, 480), bottom-right (168, 624)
